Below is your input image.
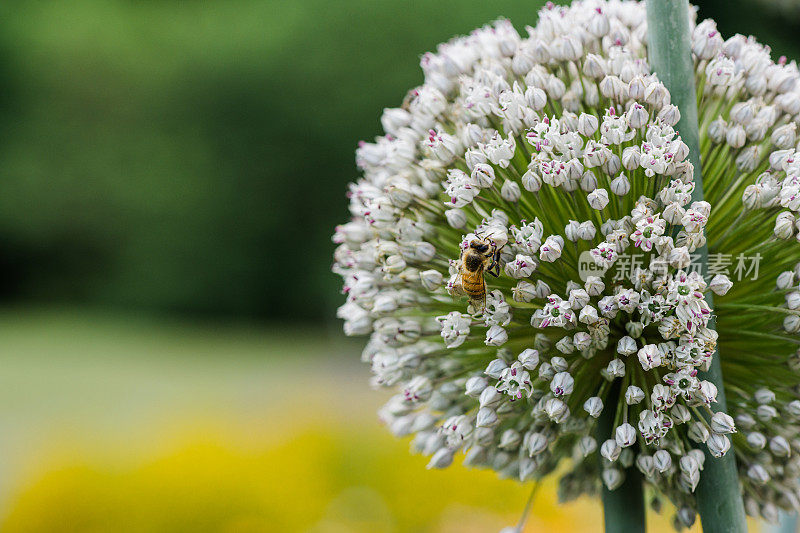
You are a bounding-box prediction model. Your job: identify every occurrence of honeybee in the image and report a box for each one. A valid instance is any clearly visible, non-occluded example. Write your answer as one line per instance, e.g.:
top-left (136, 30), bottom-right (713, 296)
top-left (455, 237), bottom-right (503, 311)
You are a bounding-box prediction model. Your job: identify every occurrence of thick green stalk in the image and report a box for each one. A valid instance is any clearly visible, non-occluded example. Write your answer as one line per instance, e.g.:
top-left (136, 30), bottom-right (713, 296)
top-left (645, 2), bottom-right (747, 532)
top-left (596, 381), bottom-right (645, 533)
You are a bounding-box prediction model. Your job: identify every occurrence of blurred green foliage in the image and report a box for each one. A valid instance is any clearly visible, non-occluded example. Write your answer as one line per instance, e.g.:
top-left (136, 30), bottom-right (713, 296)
top-left (0, 0), bottom-right (796, 320)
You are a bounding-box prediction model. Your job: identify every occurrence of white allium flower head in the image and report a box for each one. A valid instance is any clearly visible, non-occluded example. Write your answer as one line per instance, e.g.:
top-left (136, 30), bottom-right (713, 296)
top-left (334, 0), bottom-right (800, 524)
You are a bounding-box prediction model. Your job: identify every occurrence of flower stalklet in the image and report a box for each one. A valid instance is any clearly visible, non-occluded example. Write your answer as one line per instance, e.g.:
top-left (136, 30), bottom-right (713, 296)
top-left (333, 0), bottom-right (800, 528)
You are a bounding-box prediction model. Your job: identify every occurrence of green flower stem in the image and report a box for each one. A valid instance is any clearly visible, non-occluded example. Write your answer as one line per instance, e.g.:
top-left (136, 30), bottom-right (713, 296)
top-left (645, 2), bottom-right (747, 532)
top-left (596, 380), bottom-right (646, 533)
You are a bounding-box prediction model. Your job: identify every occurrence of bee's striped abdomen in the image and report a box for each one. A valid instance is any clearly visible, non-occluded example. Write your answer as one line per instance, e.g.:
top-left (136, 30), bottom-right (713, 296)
top-left (461, 270), bottom-right (485, 298)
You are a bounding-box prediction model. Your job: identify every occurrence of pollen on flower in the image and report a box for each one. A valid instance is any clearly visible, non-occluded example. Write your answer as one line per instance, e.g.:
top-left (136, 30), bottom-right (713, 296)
top-left (333, 0), bottom-right (800, 527)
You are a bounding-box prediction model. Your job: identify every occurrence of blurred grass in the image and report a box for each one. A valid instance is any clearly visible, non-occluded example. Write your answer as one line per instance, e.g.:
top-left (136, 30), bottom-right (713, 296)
top-left (0, 308), bottom-right (759, 532)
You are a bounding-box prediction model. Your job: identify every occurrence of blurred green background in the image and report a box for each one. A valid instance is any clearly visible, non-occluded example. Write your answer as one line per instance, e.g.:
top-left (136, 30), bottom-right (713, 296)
top-left (0, 0), bottom-right (797, 321)
top-left (0, 0), bottom-right (794, 531)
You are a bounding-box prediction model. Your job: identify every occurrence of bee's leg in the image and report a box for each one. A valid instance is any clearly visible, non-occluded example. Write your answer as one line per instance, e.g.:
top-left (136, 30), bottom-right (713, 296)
top-left (487, 255), bottom-right (501, 277)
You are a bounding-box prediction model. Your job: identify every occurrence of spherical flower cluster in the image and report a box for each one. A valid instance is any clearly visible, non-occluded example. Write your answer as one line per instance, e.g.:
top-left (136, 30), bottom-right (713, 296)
top-left (333, 0), bottom-right (800, 528)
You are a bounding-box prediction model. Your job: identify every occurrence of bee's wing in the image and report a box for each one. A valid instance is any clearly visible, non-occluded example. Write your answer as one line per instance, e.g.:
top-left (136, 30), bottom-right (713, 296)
top-left (448, 270), bottom-right (465, 296)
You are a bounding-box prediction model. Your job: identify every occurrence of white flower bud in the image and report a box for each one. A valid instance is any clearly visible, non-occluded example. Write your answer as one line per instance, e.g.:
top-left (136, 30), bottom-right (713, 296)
top-left (610, 174), bottom-right (631, 196)
top-left (757, 404), bottom-right (778, 421)
top-left (707, 433), bottom-right (731, 457)
top-left (381, 107), bottom-right (411, 135)
top-left (679, 455), bottom-right (700, 491)
top-left (578, 305), bottom-right (599, 325)
top-left (471, 163), bottom-right (495, 188)
top-left (420, 269), bottom-right (444, 291)
top-left (621, 146), bottom-right (641, 170)
top-left (579, 436), bottom-right (597, 457)
top-left (669, 246), bottom-right (691, 269)
top-left (546, 76), bottom-right (566, 100)
top-left (517, 348), bottom-right (539, 370)
top-left (662, 202), bottom-right (685, 225)
top-left (525, 86), bottom-right (547, 110)
top-left (578, 113), bottom-right (599, 137)
top-left (476, 407), bottom-right (499, 428)
top-left (544, 397), bottom-right (569, 423)
top-left (657, 104), bottom-right (680, 126)
top-left (602, 468), bottom-right (623, 490)
top-left (585, 276), bottom-right (604, 296)
top-left (706, 56), bottom-right (735, 86)
top-left (617, 336), bottom-right (637, 356)
top-left (636, 454), bottom-right (655, 477)
top-left (601, 439), bottom-right (621, 462)
top-left (726, 124), bottom-right (746, 148)
top-left (521, 169), bottom-right (542, 192)
top-left (671, 404), bottom-right (691, 424)
top-left (427, 448), bottom-right (454, 469)
top-left (556, 335), bottom-right (575, 354)
top-left (708, 274), bottom-right (733, 296)
top-left (588, 188), bottom-right (609, 210)
top-left (628, 76), bottom-right (646, 100)
top-left (599, 75), bottom-right (624, 100)
top-left (755, 388), bottom-right (775, 404)
top-left (584, 396), bottom-right (603, 418)
top-left (698, 381), bottom-right (718, 404)
top-left (736, 413), bottom-right (756, 429)
top-left (710, 412), bottom-right (736, 434)
top-left (464, 148), bottom-right (487, 170)
top-left (603, 154), bottom-right (621, 176)
top-left (527, 432), bottom-right (549, 456)
top-left (785, 314), bottom-right (800, 334)
top-left (772, 123), bottom-right (796, 149)
top-left (479, 386), bottom-right (502, 408)
top-left (583, 53), bottom-right (606, 79)
top-left (577, 221), bottom-right (596, 241)
top-left (465, 376), bottom-right (488, 397)
top-left (499, 429), bottom-right (521, 450)
top-left (512, 281), bottom-right (536, 302)
top-left (485, 325), bottom-right (508, 346)
top-left (625, 386), bottom-right (645, 405)
top-left (709, 117), bottom-right (727, 143)
top-left (775, 211), bottom-right (796, 240)
top-left (688, 421), bottom-right (710, 443)
top-left (580, 171), bottom-right (598, 192)
top-left (654, 449), bottom-right (672, 473)
top-left (606, 358), bottom-right (625, 378)
top-left (615, 423), bottom-right (636, 448)
top-left (762, 503), bottom-right (780, 524)
top-left (564, 220), bottom-right (581, 242)
top-left (445, 208), bottom-right (467, 229)
top-left (626, 103), bottom-right (649, 129)
top-left (550, 356), bottom-right (568, 373)
top-left (538, 362), bottom-right (554, 380)
top-left (485, 359), bottom-right (508, 380)
top-left (747, 463), bottom-right (770, 484)
top-left (501, 180), bottom-right (521, 202)
top-left (747, 432), bottom-right (767, 450)
top-left (777, 271), bottom-right (796, 290)
top-left (693, 24), bottom-right (723, 59)
top-left (770, 435), bottom-right (792, 457)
